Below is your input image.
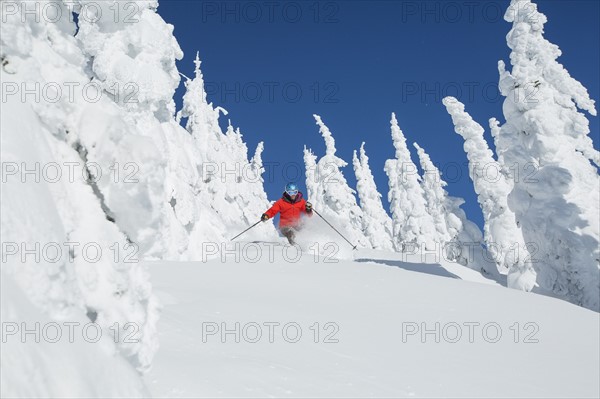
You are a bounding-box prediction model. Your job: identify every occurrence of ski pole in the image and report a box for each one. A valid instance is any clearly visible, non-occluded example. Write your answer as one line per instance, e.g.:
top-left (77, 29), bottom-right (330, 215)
top-left (230, 220), bottom-right (262, 241)
top-left (312, 208), bottom-right (358, 250)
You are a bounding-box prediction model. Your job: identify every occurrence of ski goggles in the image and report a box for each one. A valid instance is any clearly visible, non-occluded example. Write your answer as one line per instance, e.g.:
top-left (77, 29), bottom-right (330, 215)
top-left (286, 189), bottom-right (298, 196)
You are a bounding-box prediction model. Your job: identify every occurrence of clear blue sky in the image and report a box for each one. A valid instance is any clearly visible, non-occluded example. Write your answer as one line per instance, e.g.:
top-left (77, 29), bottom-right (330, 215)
top-left (159, 0), bottom-right (599, 229)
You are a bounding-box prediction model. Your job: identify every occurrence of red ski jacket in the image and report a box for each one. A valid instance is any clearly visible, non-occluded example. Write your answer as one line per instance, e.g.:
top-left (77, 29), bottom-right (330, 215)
top-left (265, 191), bottom-right (312, 228)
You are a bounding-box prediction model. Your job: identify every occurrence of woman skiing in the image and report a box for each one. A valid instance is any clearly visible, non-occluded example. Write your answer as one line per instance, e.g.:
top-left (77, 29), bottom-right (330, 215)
top-left (261, 183), bottom-right (313, 244)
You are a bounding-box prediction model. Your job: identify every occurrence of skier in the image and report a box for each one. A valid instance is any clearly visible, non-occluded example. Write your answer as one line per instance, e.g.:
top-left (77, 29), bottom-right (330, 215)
top-left (261, 183), bottom-right (313, 245)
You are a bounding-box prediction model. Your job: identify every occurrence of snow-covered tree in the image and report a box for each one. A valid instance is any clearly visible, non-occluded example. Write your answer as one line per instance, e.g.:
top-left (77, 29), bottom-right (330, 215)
top-left (1, 0), bottom-right (163, 372)
top-left (178, 54), bottom-right (277, 246)
top-left (413, 143), bottom-right (483, 267)
top-left (75, 0), bottom-right (182, 120)
top-left (249, 142), bottom-right (267, 188)
top-left (179, 53), bottom-right (227, 146)
top-left (304, 146), bottom-right (319, 202)
top-left (67, 0), bottom-right (188, 259)
top-left (443, 97), bottom-right (532, 282)
top-left (0, 1), bottom-right (277, 379)
top-left (494, 0), bottom-right (599, 310)
top-left (304, 116), bottom-right (370, 248)
top-left (384, 113), bottom-right (437, 252)
top-left (412, 143), bottom-right (452, 245)
top-left (352, 143), bottom-right (394, 250)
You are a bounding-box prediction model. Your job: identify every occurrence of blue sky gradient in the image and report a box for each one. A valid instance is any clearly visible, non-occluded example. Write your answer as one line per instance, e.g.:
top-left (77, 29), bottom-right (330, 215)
top-left (159, 0), bottom-right (599, 228)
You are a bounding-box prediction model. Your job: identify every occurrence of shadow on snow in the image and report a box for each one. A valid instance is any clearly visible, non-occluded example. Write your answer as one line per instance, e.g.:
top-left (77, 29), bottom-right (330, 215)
top-left (355, 258), bottom-right (461, 280)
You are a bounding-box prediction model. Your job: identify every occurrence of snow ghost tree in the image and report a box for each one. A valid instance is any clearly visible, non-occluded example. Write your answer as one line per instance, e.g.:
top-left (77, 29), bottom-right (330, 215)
top-left (412, 143), bottom-right (452, 246)
top-left (72, 0), bottom-right (186, 258)
top-left (247, 142), bottom-right (272, 212)
top-left (304, 146), bottom-right (319, 203)
top-left (304, 116), bottom-right (370, 248)
top-left (0, 0), bottom-right (277, 380)
top-left (352, 143), bottom-right (394, 250)
top-left (443, 97), bottom-right (532, 282)
top-left (76, 0), bottom-right (182, 120)
top-left (494, 0), bottom-right (599, 310)
top-left (412, 143), bottom-right (483, 267)
top-left (384, 113), bottom-right (437, 252)
top-left (0, 0), bottom-right (167, 373)
top-left (177, 53), bottom-right (277, 247)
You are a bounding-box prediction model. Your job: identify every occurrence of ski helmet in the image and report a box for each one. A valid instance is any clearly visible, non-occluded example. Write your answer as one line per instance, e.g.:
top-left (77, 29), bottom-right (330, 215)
top-left (285, 182), bottom-right (299, 196)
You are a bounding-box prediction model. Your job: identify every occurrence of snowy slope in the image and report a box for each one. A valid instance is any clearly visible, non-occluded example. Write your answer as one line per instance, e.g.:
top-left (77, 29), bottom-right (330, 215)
top-left (146, 243), bottom-right (599, 398)
top-left (0, 273), bottom-right (148, 398)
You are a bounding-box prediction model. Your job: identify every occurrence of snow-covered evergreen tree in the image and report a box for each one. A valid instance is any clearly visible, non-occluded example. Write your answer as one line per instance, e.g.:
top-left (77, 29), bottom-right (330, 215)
top-left (75, 0), bottom-right (182, 120)
top-left (384, 113), bottom-right (437, 252)
top-left (304, 146), bottom-right (319, 202)
top-left (249, 142), bottom-right (268, 194)
top-left (69, 0), bottom-right (187, 259)
top-left (443, 97), bottom-right (532, 282)
top-left (177, 54), bottom-right (277, 247)
top-left (0, 1), bottom-right (277, 378)
top-left (304, 116), bottom-right (370, 248)
top-left (412, 143), bottom-right (452, 245)
top-left (494, 0), bottom-right (599, 310)
top-left (413, 143), bottom-right (483, 267)
top-left (1, 0), bottom-right (163, 372)
top-left (352, 143), bottom-right (394, 250)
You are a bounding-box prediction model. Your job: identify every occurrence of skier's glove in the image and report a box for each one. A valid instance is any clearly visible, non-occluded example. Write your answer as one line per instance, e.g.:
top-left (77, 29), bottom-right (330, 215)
top-left (305, 202), bottom-right (313, 212)
top-left (261, 214), bottom-right (270, 222)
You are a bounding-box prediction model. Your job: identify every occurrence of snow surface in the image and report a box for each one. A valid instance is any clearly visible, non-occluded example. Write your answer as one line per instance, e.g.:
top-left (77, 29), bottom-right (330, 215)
top-left (145, 243), bottom-right (599, 398)
top-left (1, 272), bottom-right (148, 398)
